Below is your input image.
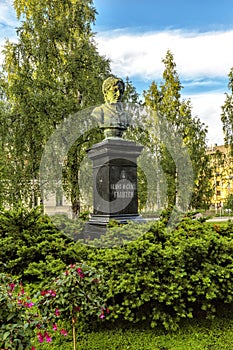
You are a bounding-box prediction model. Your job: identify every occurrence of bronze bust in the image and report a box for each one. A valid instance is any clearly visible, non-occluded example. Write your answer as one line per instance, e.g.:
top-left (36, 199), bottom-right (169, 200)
top-left (92, 76), bottom-right (129, 137)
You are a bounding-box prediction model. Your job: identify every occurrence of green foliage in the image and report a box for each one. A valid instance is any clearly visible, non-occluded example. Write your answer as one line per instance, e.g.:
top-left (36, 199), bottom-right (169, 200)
top-left (34, 262), bottom-right (108, 348)
top-left (0, 97), bottom-right (12, 208)
top-left (78, 210), bottom-right (90, 221)
top-left (223, 193), bottom-right (233, 210)
top-left (1, 206), bottom-right (233, 336)
top-left (143, 50), bottom-right (211, 209)
top-left (221, 68), bottom-right (233, 151)
top-left (51, 214), bottom-right (152, 248)
top-left (0, 206), bottom-right (78, 285)
top-left (0, 0), bottom-right (110, 209)
top-left (37, 262), bottom-right (107, 322)
top-left (90, 221), bottom-right (153, 248)
top-left (0, 274), bottom-right (37, 349)
top-left (50, 214), bottom-right (91, 242)
top-left (36, 312), bottom-right (233, 350)
top-left (85, 218), bottom-right (233, 330)
top-left (0, 263), bottom-right (108, 350)
top-left (62, 128), bottom-right (104, 217)
top-left (122, 77), bottom-right (141, 104)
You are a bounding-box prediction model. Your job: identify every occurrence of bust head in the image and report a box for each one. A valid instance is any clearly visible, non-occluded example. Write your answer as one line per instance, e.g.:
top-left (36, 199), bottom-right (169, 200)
top-left (102, 76), bottom-right (125, 104)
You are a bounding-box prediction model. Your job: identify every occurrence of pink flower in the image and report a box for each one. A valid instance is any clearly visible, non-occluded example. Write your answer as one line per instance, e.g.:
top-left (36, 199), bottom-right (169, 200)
top-left (41, 289), bottom-right (56, 297)
top-left (37, 332), bottom-right (44, 343)
top-left (77, 268), bottom-right (85, 278)
top-left (9, 283), bottom-right (15, 291)
top-left (25, 301), bottom-right (34, 308)
top-left (74, 306), bottom-right (81, 312)
top-left (20, 288), bottom-right (25, 295)
top-left (99, 313), bottom-right (105, 319)
top-left (48, 289), bottom-right (56, 296)
top-left (45, 333), bottom-right (52, 343)
top-left (52, 324), bottom-right (58, 331)
top-left (60, 329), bottom-right (68, 336)
top-left (31, 347), bottom-right (36, 350)
top-left (55, 308), bottom-right (60, 316)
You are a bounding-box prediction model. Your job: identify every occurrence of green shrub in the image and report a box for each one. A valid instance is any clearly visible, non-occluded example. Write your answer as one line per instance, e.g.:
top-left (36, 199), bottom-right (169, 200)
top-left (89, 221), bottom-right (152, 248)
top-left (85, 218), bottom-right (233, 330)
top-left (1, 206), bottom-right (233, 333)
top-left (33, 262), bottom-right (108, 349)
top-left (0, 274), bottom-right (37, 349)
top-left (51, 214), bottom-right (86, 241)
top-left (0, 206), bottom-right (79, 286)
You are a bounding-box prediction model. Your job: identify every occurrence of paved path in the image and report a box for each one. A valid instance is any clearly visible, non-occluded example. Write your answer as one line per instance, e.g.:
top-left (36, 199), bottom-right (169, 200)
top-left (207, 216), bottom-right (233, 222)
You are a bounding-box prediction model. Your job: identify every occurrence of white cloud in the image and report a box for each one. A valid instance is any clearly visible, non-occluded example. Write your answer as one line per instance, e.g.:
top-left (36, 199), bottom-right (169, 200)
top-left (96, 29), bottom-right (233, 80)
top-left (0, 0), bottom-right (18, 27)
top-left (0, 1), bottom-right (18, 64)
top-left (96, 29), bottom-right (232, 145)
top-left (185, 92), bottom-right (226, 146)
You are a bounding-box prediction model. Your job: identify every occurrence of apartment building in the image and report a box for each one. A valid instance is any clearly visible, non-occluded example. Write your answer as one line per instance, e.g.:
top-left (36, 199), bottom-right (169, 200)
top-left (207, 144), bottom-right (233, 212)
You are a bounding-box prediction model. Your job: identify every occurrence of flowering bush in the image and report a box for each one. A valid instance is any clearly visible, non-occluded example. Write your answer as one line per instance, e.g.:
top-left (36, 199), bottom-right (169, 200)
top-left (36, 262), bottom-right (108, 350)
top-left (0, 263), bottom-right (107, 350)
top-left (0, 273), bottom-right (37, 349)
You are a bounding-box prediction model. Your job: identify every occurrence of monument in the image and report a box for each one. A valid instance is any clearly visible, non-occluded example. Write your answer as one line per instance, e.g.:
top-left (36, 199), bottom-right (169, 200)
top-left (85, 76), bottom-right (144, 237)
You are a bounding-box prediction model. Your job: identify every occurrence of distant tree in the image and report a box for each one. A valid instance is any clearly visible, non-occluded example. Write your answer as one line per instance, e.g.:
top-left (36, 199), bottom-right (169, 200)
top-left (221, 68), bottom-right (233, 153)
top-left (62, 128), bottom-right (104, 217)
top-left (122, 77), bottom-right (141, 104)
top-left (143, 50), bottom-right (211, 209)
top-left (0, 102), bottom-right (7, 207)
top-left (120, 77), bottom-right (152, 211)
top-left (223, 193), bottom-right (233, 211)
top-left (0, 85), bottom-right (15, 207)
top-left (1, 0), bottom-right (110, 211)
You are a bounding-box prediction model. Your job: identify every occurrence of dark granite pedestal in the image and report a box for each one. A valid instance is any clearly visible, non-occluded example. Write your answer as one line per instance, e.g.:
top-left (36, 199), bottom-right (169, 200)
top-left (84, 138), bottom-right (144, 238)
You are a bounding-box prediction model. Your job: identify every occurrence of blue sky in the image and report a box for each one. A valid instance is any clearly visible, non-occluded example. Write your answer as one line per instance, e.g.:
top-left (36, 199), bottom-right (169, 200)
top-left (94, 0), bottom-right (233, 32)
top-left (1, 1), bottom-right (233, 144)
top-left (92, 0), bottom-right (233, 145)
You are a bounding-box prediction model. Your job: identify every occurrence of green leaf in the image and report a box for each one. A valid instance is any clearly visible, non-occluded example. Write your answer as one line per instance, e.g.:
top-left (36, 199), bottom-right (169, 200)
top-left (3, 331), bottom-right (11, 340)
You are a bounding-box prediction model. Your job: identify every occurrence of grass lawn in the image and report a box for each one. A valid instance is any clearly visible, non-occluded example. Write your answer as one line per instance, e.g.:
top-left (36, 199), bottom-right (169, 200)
top-left (77, 317), bottom-right (233, 350)
top-left (38, 309), bottom-right (233, 350)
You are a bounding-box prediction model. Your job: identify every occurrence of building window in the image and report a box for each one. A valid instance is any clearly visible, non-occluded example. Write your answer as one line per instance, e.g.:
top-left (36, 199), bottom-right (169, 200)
top-left (216, 190), bottom-right (221, 196)
top-left (56, 189), bottom-right (63, 206)
top-left (216, 181), bottom-right (220, 186)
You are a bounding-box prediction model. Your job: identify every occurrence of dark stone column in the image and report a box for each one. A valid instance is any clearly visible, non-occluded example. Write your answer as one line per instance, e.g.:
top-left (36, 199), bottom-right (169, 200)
top-left (84, 138), bottom-right (144, 237)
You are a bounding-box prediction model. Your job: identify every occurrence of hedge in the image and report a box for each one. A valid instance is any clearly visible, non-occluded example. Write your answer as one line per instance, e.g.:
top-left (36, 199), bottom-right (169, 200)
top-left (0, 206), bottom-right (78, 286)
top-left (84, 218), bottom-right (233, 330)
top-left (0, 206), bottom-right (233, 331)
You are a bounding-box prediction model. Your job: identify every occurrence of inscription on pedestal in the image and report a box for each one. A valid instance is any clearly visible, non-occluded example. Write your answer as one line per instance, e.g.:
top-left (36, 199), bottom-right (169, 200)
top-left (111, 182), bottom-right (136, 199)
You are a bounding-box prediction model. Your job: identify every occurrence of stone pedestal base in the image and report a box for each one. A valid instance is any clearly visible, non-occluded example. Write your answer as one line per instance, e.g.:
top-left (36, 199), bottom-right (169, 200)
top-left (83, 138), bottom-right (144, 239)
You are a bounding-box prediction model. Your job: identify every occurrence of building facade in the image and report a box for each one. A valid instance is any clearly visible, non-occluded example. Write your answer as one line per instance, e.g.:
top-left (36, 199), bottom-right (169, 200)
top-left (207, 144), bottom-right (233, 213)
